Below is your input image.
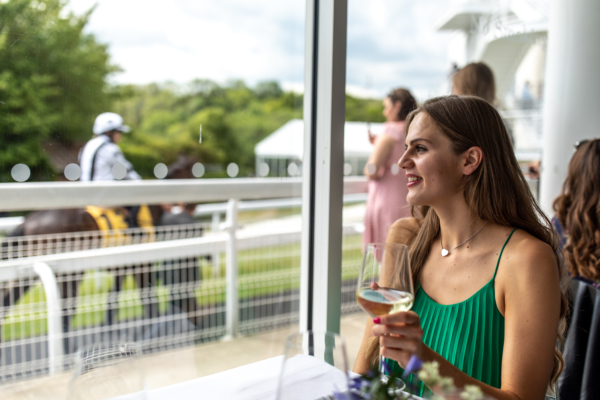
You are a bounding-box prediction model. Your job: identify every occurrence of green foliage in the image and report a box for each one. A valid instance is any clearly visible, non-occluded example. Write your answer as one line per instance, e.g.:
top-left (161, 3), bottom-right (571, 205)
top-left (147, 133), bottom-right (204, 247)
top-left (115, 80), bottom-right (303, 177)
top-left (0, 0), bottom-right (116, 182)
top-left (346, 95), bottom-right (386, 123)
top-left (0, 0), bottom-right (383, 181)
top-left (115, 80), bottom-right (383, 178)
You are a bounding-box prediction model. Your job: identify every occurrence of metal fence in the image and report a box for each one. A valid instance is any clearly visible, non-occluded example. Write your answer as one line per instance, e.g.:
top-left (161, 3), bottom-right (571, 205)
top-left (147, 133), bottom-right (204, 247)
top-left (0, 179), bottom-right (367, 383)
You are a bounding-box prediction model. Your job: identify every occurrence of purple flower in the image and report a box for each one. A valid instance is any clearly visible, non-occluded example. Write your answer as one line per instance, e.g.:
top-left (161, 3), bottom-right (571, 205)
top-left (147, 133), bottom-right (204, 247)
top-left (332, 391), bottom-right (353, 400)
top-left (349, 376), bottom-right (363, 390)
top-left (402, 355), bottom-right (423, 379)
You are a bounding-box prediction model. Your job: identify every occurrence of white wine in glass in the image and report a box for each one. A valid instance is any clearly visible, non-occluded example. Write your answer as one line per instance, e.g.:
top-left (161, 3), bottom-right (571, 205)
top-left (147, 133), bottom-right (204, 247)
top-left (356, 285), bottom-right (414, 318)
top-left (356, 243), bottom-right (414, 377)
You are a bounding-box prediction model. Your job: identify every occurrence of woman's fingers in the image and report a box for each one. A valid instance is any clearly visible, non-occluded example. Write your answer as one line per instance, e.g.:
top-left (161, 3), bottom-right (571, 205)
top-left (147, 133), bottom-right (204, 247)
top-left (379, 334), bottom-right (420, 353)
top-left (380, 347), bottom-right (410, 366)
top-left (376, 311), bottom-right (420, 325)
top-left (371, 311), bottom-right (423, 339)
top-left (372, 323), bottom-right (423, 338)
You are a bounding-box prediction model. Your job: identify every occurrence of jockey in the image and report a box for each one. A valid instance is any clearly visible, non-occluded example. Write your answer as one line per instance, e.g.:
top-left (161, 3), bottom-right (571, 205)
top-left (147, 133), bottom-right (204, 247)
top-left (79, 113), bottom-right (151, 230)
top-left (79, 112), bottom-right (141, 181)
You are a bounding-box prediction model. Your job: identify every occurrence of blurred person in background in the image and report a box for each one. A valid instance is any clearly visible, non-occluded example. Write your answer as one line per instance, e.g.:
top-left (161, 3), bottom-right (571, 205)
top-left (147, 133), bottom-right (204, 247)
top-left (452, 62), bottom-right (521, 166)
top-left (362, 88), bottom-right (417, 250)
top-left (79, 112), bottom-right (150, 229)
top-left (553, 138), bottom-right (600, 282)
top-left (79, 112), bottom-right (141, 182)
top-left (451, 62), bottom-right (496, 105)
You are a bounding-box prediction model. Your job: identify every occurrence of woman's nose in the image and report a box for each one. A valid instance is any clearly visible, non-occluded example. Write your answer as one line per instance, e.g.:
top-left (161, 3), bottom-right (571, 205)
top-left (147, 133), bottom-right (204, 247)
top-left (398, 151), bottom-right (412, 170)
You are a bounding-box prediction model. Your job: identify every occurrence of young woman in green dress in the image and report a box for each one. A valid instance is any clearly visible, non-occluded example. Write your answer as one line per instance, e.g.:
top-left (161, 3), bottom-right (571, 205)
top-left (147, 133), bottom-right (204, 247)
top-left (353, 95), bottom-right (566, 400)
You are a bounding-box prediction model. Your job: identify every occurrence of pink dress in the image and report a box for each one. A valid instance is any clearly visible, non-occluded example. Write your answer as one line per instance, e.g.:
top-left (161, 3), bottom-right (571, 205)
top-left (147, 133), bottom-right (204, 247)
top-left (363, 121), bottom-right (411, 249)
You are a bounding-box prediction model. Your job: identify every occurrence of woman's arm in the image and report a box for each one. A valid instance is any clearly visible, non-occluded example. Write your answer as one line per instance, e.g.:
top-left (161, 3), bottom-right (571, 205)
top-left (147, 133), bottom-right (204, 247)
top-left (372, 233), bottom-right (561, 400)
top-left (363, 134), bottom-right (396, 179)
top-left (496, 235), bottom-right (561, 399)
top-left (352, 218), bottom-right (423, 374)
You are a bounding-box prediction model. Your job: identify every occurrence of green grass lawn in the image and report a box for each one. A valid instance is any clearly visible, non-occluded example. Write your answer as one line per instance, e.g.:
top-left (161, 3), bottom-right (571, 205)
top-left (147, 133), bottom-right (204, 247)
top-left (1, 235), bottom-right (363, 340)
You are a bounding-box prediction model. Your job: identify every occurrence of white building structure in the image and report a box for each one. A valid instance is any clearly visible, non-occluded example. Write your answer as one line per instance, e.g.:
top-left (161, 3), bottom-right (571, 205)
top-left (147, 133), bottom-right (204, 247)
top-left (436, 0), bottom-right (600, 214)
top-left (437, 0), bottom-right (549, 163)
top-left (254, 119), bottom-right (384, 177)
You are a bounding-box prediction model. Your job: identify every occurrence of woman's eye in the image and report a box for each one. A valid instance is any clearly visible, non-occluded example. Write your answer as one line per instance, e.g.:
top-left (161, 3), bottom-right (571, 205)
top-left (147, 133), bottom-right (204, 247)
top-left (416, 146), bottom-right (426, 152)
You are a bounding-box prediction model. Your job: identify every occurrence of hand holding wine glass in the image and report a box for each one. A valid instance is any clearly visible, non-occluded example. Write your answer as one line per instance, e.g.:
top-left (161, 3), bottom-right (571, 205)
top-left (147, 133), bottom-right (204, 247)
top-left (356, 243), bottom-right (414, 377)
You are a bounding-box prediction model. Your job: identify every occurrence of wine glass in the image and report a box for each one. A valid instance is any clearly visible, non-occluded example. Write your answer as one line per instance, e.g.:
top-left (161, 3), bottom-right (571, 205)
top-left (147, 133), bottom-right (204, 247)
top-left (276, 331), bottom-right (349, 400)
top-left (356, 243), bottom-right (413, 380)
top-left (67, 342), bottom-right (146, 400)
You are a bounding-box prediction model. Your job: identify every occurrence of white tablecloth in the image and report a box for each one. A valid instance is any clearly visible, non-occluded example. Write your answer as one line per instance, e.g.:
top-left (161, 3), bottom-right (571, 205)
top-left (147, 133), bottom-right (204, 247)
top-left (148, 355), bottom-right (423, 400)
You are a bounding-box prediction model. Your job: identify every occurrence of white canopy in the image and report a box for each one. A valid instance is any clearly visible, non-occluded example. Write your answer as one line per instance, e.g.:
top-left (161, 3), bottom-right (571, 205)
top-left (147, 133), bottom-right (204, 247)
top-left (254, 119), bottom-right (385, 160)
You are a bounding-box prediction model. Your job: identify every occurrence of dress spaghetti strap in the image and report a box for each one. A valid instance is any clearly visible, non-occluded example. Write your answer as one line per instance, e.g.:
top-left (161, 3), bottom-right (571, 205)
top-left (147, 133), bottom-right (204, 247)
top-left (493, 228), bottom-right (518, 280)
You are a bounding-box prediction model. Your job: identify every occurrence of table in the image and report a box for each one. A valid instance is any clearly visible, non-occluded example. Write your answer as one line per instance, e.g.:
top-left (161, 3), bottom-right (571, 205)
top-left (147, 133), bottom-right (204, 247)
top-left (148, 355), bottom-right (423, 400)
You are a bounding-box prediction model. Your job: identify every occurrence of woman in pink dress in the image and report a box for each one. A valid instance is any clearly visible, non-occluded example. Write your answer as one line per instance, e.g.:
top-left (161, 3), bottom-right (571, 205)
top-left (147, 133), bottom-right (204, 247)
top-left (363, 88), bottom-right (417, 249)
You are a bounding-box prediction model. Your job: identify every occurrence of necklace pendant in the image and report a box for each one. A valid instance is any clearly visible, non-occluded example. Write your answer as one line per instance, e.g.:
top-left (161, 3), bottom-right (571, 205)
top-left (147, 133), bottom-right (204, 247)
top-left (441, 249), bottom-right (449, 257)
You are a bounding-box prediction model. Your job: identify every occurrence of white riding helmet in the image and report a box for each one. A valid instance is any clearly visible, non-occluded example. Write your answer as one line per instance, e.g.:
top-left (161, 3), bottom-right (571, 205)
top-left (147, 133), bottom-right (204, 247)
top-left (93, 112), bottom-right (131, 135)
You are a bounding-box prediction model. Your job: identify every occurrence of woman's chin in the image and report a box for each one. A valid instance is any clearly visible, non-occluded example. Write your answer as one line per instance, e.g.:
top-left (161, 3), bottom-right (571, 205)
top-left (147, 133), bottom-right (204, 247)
top-left (406, 196), bottom-right (425, 207)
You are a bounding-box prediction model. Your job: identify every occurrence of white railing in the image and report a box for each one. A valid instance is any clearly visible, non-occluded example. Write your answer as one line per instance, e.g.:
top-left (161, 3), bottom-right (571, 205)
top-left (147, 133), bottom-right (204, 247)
top-left (0, 177), bottom-right (367, 211)
top-left (0, 178), bottom-right (367, 382)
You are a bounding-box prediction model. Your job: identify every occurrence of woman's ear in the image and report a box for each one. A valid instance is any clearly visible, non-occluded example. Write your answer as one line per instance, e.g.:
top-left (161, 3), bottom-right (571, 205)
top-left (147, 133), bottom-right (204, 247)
top-left (462, 146), bottom-right (483, 176)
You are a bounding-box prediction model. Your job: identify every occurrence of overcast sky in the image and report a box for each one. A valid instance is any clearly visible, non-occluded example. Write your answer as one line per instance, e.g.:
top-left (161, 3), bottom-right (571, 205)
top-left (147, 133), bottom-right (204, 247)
top-left (66, 0), bottom-right (455, 100)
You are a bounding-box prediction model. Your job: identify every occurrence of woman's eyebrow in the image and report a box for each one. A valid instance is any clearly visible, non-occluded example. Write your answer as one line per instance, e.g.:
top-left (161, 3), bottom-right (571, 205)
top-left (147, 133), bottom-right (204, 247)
top-left (407, 138), bottom-right (432, 145)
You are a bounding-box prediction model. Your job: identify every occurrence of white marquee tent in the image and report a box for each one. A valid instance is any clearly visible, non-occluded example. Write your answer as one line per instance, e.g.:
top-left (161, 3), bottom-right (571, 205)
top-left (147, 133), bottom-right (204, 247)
top-left (254, 119), bottom-right (384, 176)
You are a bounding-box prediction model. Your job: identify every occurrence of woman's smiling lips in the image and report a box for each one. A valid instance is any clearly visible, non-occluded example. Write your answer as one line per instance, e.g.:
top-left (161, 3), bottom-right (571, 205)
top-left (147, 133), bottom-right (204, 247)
top-left (406, 173), bottom-right (423, 187)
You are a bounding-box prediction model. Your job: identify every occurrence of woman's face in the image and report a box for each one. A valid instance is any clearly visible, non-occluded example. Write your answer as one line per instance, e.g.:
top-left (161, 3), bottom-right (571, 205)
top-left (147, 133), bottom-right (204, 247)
top-left (398, 112), bottom-right (466, 207)
top-left (382, 97), bottom-right (401, 122)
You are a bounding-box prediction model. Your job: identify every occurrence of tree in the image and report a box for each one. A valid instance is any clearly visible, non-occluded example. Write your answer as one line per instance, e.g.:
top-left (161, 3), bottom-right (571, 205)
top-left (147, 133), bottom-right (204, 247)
top-left (0, 0), bottom-right (117, 182)
top-left (114, 80), bottom-right (384, 178)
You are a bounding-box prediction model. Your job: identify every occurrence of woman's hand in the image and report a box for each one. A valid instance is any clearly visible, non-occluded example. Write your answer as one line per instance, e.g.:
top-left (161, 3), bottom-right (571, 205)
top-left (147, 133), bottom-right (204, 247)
top-left (363, 134), bottom-right (395, 180)
top-left (371, 311), bottom-right (424, 368)
top-left (368, 130), bottom-right (377, 145)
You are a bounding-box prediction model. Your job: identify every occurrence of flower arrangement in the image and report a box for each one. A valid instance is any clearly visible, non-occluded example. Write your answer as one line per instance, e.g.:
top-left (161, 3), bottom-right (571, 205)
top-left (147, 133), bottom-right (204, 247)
top-left (337, 356), bottom-right (485, 400)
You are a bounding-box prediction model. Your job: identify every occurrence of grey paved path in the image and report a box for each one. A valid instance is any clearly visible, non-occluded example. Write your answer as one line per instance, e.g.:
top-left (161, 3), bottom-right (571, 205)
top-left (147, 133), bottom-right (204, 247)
top-left (1, 313), bottom-right (368, 400)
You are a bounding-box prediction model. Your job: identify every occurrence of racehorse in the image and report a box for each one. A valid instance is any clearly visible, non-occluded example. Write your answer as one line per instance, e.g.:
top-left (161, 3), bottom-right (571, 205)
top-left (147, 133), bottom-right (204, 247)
top-left (1, 155), bottom-right (204, 328)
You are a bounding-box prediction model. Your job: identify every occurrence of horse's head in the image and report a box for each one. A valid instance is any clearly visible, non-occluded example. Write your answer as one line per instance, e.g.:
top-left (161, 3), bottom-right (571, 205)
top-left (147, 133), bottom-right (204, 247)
top-left (166, 154), bottom-right (197, 180)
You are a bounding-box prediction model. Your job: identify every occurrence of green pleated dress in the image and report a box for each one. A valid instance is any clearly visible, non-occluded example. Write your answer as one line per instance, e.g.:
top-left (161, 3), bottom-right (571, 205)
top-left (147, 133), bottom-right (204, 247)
top-left (389, 229), bottom-right (517, 397)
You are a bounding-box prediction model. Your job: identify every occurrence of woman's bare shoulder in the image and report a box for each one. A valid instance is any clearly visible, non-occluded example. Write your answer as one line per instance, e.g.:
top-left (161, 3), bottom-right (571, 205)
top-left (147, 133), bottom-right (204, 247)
top-left (386, 217), bottom-right (423, 246)
top-left (500, 229), bottom-right (559, 289)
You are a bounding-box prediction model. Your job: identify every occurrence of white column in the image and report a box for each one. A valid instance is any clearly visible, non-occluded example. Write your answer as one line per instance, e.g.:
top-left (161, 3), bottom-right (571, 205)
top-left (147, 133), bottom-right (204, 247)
top-left (540, 0), bottom-right (600, 213)
top-left (300, 0), bottom-right (347, 334)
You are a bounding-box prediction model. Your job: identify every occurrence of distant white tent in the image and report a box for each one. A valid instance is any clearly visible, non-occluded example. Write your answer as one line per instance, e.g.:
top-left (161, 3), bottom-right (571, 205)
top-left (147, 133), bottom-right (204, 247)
top-left (254, 119), bottom-right (384, 177)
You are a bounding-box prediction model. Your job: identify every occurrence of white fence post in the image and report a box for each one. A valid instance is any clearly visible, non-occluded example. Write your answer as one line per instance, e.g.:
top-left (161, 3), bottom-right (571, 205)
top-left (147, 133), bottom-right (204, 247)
top-left (32, 262), bottom-right (64, 375)
top-left (224, 199), bottom-right (239, 339)
top-left (211, 212), bottom-right (221, 277)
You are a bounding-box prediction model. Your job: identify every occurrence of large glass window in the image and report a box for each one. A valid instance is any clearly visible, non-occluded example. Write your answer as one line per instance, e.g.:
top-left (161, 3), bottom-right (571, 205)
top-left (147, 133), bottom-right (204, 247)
top-left (0, 0), bottom-right (313, 389)
top-left (0, 0), bottom-right (550, 396)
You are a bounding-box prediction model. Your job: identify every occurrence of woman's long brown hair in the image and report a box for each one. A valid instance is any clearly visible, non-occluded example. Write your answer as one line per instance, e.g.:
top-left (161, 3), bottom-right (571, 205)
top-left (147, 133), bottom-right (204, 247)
top-left (554, 139), bottom-right (600, 281)
top-left (366, 95), bottom-right (567, 389)
top-left (452, 62), bottom-right (496, 104)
